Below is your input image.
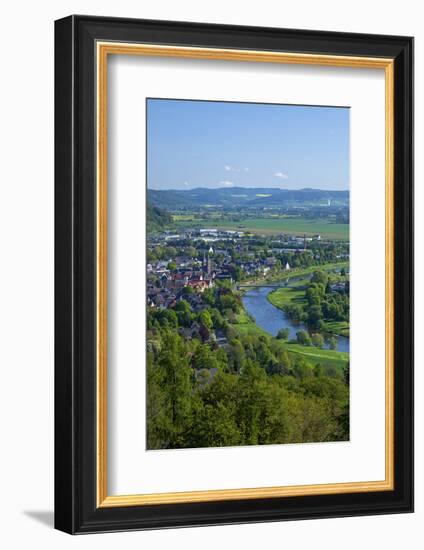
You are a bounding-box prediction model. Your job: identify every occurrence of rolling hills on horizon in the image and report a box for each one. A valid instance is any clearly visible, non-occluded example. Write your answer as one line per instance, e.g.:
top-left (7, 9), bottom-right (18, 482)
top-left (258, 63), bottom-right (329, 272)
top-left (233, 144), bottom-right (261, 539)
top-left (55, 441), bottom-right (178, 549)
top-left (147, 187), bottom-right (349, 210)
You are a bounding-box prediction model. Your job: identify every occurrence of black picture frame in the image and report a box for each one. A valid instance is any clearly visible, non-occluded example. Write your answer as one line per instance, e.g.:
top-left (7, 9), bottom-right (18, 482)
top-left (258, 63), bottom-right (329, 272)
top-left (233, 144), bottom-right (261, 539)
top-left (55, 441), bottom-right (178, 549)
top-left (55, 14), bottom-right (414, 534)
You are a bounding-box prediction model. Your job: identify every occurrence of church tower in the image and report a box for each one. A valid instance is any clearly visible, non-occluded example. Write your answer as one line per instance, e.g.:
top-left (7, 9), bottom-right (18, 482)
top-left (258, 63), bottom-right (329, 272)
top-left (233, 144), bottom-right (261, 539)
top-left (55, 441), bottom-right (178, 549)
top-left (203, 249), bottom-right (212, 275)
top-left (207, 246), bottom-right (213, 275)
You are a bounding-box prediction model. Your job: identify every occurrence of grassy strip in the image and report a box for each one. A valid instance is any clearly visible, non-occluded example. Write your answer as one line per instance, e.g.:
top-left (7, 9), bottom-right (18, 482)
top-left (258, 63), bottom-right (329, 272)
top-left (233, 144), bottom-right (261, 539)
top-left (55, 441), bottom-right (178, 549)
top-left (280, 343), bottom-right (349, 370)
top-left (323, 320), bottom-right (350, 337)
top-left (231, 310), bottom-right (269, 337)
top-left (240, 262), bottom-right (349, 288)
top-left (267, 280), bottom-right (307, 308)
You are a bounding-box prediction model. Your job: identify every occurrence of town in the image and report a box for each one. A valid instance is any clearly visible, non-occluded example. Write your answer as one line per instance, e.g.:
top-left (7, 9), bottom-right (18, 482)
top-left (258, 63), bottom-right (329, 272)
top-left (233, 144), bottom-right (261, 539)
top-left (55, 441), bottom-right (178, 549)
top-left (147, 227), bottom-right (349, 312)
top-left (146, 221), bottom-right (350, 450)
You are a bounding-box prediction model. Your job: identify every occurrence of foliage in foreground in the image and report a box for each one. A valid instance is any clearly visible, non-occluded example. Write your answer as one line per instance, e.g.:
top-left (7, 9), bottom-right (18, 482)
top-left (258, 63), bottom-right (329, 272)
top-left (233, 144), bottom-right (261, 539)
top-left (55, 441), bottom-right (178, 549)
top-left (147, 322), bottom-right (349, 450)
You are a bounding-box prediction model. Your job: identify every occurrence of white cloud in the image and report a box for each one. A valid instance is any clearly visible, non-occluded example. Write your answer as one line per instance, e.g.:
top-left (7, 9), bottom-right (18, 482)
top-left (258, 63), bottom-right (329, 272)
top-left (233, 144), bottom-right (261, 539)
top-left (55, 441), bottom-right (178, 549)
top-left (225, 165), bottom-right (247, 173)
top-left (244, 167), bottom-right (250, 172)
top-left (274, 172), bottom-right (289, 179)
top-left (183, 181), bottom-right (189, 186)
top-left (219, 180), bottom-right (234, 186)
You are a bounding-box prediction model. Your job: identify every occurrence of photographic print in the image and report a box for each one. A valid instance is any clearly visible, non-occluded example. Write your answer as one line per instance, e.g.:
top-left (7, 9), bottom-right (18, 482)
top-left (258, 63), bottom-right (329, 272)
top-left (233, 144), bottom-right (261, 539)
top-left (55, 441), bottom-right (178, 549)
top-left (146, 98), bottom-right (350, 450)
top-left (55, 18), bottom-right (413, 532)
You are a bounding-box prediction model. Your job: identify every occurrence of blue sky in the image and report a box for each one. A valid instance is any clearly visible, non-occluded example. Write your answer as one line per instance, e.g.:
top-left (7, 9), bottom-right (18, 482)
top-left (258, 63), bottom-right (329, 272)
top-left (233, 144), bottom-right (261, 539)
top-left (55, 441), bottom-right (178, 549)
top-left (147, 98), bottom-right (349, 191)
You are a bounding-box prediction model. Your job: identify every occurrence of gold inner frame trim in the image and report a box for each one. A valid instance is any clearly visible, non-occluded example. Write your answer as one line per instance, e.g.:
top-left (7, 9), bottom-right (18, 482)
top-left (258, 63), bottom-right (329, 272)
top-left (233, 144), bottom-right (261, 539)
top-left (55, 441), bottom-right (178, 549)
top-left (96, 41), bottom-right (395, 508)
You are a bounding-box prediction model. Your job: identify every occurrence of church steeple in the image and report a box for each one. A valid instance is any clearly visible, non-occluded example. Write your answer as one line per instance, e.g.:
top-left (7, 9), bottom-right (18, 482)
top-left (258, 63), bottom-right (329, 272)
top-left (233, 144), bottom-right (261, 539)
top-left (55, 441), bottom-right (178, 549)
top-left (203, 249), bottom-right (212, 275)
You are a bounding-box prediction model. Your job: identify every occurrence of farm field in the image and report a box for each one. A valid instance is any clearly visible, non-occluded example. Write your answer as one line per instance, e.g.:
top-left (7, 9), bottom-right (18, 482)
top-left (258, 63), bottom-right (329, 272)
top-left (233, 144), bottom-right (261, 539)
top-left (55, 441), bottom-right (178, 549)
top-left (173, 216), bottom-right (349, 239)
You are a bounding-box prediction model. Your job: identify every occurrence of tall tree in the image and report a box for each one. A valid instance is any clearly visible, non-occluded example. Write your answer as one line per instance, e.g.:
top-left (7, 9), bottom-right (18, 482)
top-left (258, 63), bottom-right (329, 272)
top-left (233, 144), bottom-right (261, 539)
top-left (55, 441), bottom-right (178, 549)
top-left (156, 332), bottom-right (193, 448)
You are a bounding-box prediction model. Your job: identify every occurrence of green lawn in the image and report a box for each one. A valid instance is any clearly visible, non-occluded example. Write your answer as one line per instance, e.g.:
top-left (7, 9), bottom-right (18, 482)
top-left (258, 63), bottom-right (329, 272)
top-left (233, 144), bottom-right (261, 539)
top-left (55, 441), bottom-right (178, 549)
top-left (279, 342), bottom-right (349, 370)
top-left (267, 280), bottom-right (307, 308)
top-left (232, 310), bottom-right (269, 337)
top-left (174, 216), bottom-right (349, 240)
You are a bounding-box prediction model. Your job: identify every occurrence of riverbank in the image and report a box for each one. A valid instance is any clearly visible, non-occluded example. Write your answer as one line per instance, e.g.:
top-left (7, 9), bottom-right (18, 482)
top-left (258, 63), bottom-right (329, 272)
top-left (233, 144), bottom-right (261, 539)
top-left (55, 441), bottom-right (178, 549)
top-left (239, 261), bottom-right (349, 289)
top-left (266, 269), bottom-right (350, 338)
top-left (231, 310), bottom-right (348, 370)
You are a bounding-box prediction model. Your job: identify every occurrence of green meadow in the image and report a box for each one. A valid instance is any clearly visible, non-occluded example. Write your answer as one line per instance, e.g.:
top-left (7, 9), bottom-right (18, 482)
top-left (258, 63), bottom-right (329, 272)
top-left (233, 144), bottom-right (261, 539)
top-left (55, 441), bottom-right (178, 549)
top-left (280, 343), bottom-right (349, 370)
top-left (267, 280), bottom-right (307, 308)
top-left (173, 215), bottom-right (349, 240)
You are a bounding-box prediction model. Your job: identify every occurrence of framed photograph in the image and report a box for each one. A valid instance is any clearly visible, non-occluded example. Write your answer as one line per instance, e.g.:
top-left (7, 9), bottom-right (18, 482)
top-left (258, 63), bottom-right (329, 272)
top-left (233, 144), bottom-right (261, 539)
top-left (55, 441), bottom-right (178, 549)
top-left (55, 15), bottom-right (413, 534)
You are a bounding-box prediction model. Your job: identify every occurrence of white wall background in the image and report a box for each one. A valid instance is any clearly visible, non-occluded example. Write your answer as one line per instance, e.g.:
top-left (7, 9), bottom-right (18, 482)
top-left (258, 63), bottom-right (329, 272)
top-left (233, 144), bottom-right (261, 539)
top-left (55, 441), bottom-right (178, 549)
top-left (0, 0), bottom-right (420, 547)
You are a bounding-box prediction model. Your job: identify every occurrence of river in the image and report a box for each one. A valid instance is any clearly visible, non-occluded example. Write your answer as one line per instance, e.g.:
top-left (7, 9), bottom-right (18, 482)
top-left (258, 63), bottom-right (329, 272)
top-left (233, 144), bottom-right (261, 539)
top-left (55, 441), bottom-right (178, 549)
top-left (242, 284), bottom-right (349, 353)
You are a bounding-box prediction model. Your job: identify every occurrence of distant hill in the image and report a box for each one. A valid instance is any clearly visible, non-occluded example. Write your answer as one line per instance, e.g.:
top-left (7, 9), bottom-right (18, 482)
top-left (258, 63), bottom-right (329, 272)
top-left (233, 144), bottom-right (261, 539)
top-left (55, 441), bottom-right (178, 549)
top-left (148, 187), bottom-right (349, 210)
top-left (146, 205), bottom-right (172, 232)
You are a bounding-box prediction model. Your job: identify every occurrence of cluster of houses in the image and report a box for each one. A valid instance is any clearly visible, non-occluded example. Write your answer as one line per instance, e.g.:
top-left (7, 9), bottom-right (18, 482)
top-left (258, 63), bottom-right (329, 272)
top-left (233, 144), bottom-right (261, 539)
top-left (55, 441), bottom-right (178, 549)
top-left (159, 229), bottom-right (322, 245)
top-left (235, 255), bottom-right (290, 278)
top-left (147, 249), bottom-right (233, 310)
top-left (199, 228), bottom-right (245, 238)
top-left (154, 228), bottom-right (245, 244)
top-left (146, 239), bottom-right (298, 309)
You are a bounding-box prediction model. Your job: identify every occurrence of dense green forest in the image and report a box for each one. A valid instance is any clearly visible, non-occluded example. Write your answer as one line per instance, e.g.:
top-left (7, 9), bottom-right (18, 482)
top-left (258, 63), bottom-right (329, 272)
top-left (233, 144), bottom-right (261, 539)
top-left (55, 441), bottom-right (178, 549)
top-left (146, 284), bottom-right (349, 450)
top-left (146, 205), bottom-right (172, 232)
